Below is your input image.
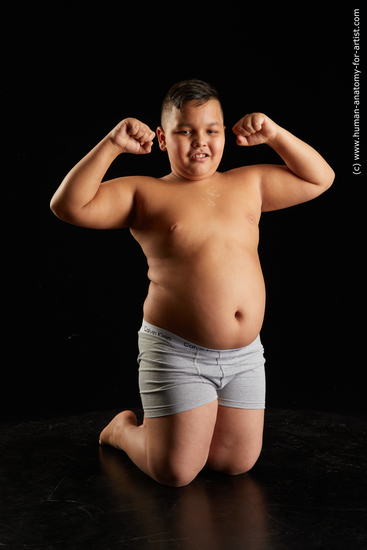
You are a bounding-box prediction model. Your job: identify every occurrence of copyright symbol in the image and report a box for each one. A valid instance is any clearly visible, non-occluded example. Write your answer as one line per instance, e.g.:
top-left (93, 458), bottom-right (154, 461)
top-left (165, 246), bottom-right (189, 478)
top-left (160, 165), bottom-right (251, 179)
top-left (353, 163), bottom-right (361, 175)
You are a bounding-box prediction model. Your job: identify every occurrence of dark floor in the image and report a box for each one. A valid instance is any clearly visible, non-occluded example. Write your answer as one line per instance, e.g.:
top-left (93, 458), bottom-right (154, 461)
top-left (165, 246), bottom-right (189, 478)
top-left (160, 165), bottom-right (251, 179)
top-left (1, 408), bottom-right (366, 550)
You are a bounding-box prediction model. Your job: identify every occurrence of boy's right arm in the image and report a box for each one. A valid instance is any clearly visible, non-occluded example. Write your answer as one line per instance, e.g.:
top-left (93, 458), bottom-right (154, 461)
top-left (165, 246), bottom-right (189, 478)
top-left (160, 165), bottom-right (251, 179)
top-left (50, 119), bottom-right (155, 229)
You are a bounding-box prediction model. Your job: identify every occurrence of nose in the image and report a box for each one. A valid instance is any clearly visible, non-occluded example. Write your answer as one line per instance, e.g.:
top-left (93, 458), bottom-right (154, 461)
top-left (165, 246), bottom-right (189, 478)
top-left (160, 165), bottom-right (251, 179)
top-left (192, 131), bottom-right (207, 147)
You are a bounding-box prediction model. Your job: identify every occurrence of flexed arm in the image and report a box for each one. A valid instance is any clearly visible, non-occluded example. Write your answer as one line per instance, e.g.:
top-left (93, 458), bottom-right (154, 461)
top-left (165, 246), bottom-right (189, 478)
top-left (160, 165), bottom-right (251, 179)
top-left (50, 119), bottom-right (155, 228)
top-left (232, 113), bottom-right (335, 211)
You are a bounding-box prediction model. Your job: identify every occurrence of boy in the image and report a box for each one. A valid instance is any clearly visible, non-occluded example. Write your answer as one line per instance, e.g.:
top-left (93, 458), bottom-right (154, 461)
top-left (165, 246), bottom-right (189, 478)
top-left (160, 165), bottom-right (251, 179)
top-left (50, 80), bottom-right (334, 487)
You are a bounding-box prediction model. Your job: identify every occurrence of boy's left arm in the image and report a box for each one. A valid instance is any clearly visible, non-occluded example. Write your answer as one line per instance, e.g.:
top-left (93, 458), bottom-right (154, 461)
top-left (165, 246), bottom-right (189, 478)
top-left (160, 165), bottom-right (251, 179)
top-left (233, 113), bottom-right (335, 211)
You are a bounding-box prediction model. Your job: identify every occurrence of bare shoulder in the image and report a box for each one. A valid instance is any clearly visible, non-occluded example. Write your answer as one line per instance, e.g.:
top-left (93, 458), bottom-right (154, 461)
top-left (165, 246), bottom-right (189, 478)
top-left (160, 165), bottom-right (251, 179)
top-left (105, 174), bottom-right (159, 191)
top-left (222, 165), bottom-right (264, 200)
top-left (223, 164), bottom-right (306, 212)
top-left (117, 174), bottom-right (170, 229)
top-left (224, 165), bottom-right (264, 184)
top-left (101, 174), bottom-right (161, 204)
top-left (69, 174), bottom-right (161, 230)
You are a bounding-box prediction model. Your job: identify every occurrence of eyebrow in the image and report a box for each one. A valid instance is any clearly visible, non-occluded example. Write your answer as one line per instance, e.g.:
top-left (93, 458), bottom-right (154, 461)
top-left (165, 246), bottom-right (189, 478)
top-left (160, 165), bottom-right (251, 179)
top-left (176, 122), bottom-right (221, 128)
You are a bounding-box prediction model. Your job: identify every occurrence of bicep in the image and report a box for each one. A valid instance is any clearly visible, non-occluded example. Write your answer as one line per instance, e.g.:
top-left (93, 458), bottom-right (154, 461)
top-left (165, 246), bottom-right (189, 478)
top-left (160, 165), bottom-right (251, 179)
top-left (259, 164), bottom-right (324, 212)
top-left (70, 177), bottom-right (137, 229)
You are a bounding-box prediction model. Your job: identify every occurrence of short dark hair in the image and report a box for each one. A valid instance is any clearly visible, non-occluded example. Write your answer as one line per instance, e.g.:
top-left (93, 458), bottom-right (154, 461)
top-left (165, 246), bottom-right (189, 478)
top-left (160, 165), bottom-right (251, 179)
top-left (161, 79), bottom-right (223, 127)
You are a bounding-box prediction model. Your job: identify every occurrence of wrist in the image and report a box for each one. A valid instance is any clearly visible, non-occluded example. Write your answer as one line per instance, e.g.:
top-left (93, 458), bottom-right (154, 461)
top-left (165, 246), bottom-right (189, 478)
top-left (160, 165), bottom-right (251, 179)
top-left (266, 124), bottom-right (286, 148)
top-left (106, 134), bottom-right (127, 155)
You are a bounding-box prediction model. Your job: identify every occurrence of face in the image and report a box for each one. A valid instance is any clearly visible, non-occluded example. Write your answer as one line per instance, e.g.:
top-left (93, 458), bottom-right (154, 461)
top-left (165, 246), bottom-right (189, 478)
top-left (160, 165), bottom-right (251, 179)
top-left (157, 100), bottom-right (225, 181)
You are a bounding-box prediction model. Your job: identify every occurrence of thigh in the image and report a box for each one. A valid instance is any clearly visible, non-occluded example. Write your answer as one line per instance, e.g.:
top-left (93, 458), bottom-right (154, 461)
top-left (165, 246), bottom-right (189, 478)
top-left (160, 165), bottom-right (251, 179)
top-left (145, 400), bottom-right (219, 483)
top-left (138, 332), bottom-right (218, 418)
top-left (207, 406), bottom-right (264, 475)
top-left (217, 361), bottom-right (266, 410)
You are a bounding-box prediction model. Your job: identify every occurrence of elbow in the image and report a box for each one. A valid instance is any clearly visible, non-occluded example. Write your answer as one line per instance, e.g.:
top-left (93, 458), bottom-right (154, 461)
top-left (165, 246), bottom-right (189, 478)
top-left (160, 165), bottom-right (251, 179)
top-left (326, 166), bottom-right (335, 188)
top-left (50, 196), bottom-right (57, 215)
top-left (50, 196), bottom-right (72, 223)
top-left (319, 165), bottom-right (335, 192)
top-left (50, 195), bottom-right (63, 220)
top-left (50, 196), bottom-right (59, 217)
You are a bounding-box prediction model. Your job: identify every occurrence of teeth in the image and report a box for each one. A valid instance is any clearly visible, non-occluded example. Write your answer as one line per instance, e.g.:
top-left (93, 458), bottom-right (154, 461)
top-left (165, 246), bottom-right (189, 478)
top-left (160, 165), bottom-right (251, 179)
top-left (193, 154), bottom-right (207, 158)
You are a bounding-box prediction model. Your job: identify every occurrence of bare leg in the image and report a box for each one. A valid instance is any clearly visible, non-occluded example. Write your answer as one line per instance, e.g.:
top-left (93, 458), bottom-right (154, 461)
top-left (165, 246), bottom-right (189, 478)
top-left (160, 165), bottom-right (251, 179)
top-left (99, 400), bottom-right (218, 487)
top-left (206, 407), bottom-right (264, 475)
top-left (99, 410), bottom-right (139, 450)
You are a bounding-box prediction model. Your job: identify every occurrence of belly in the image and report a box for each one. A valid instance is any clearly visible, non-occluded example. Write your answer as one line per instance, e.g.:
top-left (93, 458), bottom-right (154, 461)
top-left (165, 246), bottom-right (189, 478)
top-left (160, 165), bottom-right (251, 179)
top-left (143, 252), bottom-right (266, 349)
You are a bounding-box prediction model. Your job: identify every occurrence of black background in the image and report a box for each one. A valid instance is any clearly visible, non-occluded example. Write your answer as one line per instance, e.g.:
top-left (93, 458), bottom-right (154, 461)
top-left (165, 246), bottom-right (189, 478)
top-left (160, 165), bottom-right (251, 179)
top-left (3, 4), bottom-right (364, 420)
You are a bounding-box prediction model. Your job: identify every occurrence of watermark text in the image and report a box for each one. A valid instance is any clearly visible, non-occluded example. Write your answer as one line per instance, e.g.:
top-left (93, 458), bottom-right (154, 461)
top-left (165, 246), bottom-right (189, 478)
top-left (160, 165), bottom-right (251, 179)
top-left (353, 8), bottom-right (361, 175)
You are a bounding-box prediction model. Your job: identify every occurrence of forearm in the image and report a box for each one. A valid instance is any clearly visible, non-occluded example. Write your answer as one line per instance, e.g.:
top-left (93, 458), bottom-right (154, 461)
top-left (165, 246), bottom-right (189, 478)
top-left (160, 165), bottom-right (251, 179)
top-left (268, 126), bottom-right (335, 187)
top-left (50, 136), bottom-right (121, 218)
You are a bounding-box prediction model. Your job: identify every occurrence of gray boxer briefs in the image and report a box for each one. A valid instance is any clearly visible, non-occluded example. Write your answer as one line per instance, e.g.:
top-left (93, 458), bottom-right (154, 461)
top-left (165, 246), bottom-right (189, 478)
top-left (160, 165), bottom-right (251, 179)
top-left (138, 320), bottom-right (266, 418)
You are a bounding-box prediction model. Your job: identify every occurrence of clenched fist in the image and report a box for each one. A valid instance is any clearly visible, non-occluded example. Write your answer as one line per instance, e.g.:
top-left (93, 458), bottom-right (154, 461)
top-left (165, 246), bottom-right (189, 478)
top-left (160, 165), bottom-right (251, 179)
top-left (232, 113), bottom-right (279, 147)
top-left (110, 118), bottom-right (156, 154)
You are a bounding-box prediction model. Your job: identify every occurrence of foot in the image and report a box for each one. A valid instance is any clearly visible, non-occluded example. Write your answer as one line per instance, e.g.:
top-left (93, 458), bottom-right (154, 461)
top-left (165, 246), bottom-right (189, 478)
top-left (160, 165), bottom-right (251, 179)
top-left (99, 410), bottom-right (138, 450)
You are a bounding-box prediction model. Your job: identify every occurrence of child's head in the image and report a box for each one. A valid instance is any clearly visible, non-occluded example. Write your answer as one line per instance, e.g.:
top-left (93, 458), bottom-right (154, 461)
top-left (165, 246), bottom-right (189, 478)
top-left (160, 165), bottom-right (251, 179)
top-left (161, 79), bottom-right (223, 129)
top-left (157, 80), bottom-right (226, 181)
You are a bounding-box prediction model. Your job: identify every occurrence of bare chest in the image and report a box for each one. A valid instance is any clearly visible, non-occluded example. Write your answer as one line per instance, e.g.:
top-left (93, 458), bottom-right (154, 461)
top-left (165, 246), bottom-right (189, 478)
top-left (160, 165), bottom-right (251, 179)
top-left (131, 176), bottom-right (261, 255)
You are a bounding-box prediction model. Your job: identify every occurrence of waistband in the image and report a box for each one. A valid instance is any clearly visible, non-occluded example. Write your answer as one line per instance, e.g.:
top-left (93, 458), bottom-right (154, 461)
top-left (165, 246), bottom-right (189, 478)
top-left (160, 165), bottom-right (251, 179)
top-left (139, 320), bottom-right (255, 354)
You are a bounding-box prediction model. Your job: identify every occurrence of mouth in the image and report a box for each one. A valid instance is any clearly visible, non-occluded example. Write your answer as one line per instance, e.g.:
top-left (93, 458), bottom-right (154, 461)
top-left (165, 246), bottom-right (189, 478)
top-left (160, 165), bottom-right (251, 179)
top-left (190, 153), bottom-right (210, 160)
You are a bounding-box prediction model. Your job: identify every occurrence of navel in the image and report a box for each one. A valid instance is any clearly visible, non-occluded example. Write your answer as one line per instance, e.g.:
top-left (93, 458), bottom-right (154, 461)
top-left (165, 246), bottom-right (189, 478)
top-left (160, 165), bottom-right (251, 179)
top-left (170, 223), bottom-right (179, 232)
top-left (235, 310), bottom-right (243, 320)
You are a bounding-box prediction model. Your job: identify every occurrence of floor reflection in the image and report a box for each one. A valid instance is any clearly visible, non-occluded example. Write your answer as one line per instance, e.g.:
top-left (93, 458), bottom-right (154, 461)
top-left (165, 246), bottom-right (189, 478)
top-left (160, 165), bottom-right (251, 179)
top-left (99, 444), bottom-right (272, 549)
top-left (2, 408), bottom-right (366, 549)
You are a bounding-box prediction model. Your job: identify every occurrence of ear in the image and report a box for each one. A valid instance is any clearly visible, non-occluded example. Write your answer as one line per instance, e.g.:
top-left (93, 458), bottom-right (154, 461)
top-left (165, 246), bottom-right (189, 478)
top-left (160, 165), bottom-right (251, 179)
top-left (156, 126), bottom-right (167, 151)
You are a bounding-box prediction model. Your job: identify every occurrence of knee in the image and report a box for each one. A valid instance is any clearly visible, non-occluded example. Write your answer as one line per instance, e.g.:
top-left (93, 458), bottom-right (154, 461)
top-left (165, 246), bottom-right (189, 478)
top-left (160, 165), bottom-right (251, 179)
top-left (207, 447), bottom-right (262, 476)
top-left (150, 459), bottom-right (202, 487)
top-left (152, 466), bottom-right (199, 487)
top-left (221, 456), bottom-right (259, 476)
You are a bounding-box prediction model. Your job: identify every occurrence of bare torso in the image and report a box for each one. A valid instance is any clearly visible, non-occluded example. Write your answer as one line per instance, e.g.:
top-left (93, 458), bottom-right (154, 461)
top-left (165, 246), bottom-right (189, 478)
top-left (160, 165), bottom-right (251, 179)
top-left (130, 166), bottom-right (265, 350)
